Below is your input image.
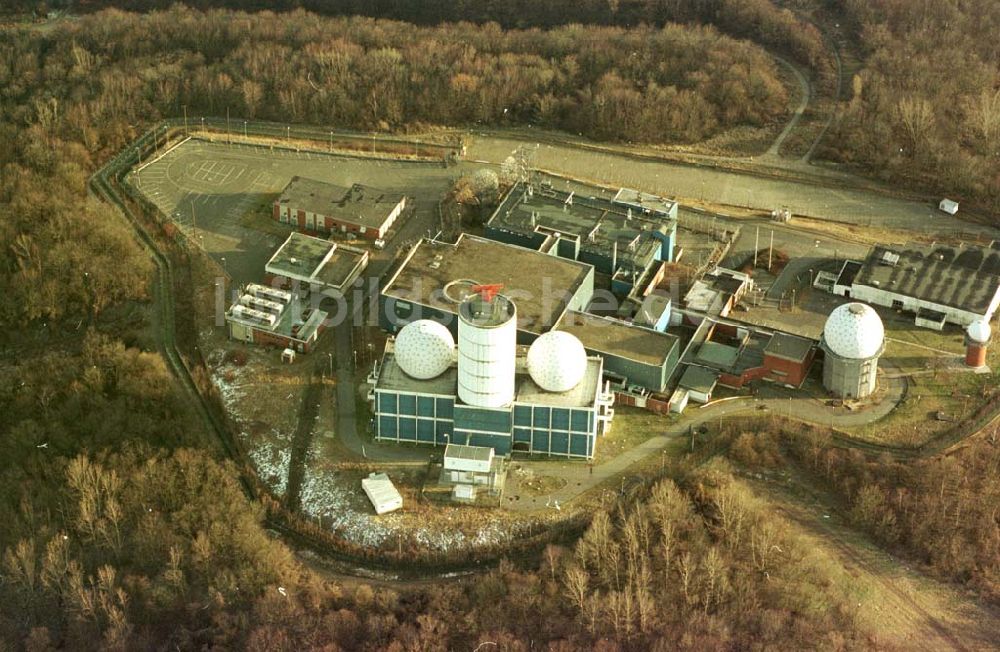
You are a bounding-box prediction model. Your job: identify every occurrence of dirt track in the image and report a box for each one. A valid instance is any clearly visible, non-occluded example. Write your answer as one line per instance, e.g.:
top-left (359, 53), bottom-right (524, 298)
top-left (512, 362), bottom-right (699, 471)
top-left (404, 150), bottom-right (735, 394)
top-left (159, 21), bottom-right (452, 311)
top-left (753, 474), bottom-right (1000, 651)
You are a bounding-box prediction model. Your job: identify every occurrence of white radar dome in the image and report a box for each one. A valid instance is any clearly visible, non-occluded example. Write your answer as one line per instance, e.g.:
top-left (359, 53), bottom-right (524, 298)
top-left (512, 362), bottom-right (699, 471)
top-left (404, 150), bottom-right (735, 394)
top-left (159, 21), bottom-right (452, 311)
top-left (394, 320), bottom-right (455, 379)
top-left (823, 302), bottom-right (884, 359)
top-left (968, 319), bottom-right (992, 344)
top-left (527, 331), bottom-right (588, 393)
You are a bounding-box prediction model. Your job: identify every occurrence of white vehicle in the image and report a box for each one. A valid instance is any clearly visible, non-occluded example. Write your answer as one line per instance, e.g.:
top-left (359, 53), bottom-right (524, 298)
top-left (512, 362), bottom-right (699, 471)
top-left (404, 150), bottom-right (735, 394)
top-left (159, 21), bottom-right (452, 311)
top-left (373, 238), bottom-right (386, 250)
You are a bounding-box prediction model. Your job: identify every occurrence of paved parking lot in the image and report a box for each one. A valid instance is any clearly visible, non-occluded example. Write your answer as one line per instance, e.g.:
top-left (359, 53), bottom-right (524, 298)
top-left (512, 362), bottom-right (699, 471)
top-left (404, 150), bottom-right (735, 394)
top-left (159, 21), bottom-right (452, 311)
top-left (132, 139), bottom-right (476, 285)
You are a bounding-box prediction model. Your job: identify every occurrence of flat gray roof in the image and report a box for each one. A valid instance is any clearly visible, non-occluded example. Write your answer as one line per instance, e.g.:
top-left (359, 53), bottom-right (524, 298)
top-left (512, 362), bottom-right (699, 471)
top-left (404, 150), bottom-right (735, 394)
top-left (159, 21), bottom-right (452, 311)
top-left (679, 365), bottom-right (718, 393)
top-left (557, 311), bottom-right (678, 367)
top-left (489, 183), bottom-right (671, 266)
top-left (266, 232), bottom-right (367, 289)
top-left (277, 177), bottom-right (404, 229)
top-left (855, 244), bottom-right (1000, 314)
top-left (383, 234), bottom-right (593, 334)
top-left (764, 332), bottom-right (814, 362)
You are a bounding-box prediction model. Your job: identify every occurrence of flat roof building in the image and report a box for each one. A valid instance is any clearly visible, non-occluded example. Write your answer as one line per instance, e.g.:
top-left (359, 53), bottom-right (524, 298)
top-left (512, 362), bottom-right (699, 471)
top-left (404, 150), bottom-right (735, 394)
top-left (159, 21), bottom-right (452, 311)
top-left (556, 311), bottom-right (681, 392)
top-left (373, 344), bottom-right (614, 460)
top-left (225, 288), bottom-right (328, 354)
top-left (380, 234), bottom-right (595, 337)
top-left (265, 232), bottom-right (369, 293)
top-left (273, 177), bottom-right (406, 240)
top-left (485, 182), bottom-right (677, 296)
top-left (831, 243), bottom-right (1000, 329)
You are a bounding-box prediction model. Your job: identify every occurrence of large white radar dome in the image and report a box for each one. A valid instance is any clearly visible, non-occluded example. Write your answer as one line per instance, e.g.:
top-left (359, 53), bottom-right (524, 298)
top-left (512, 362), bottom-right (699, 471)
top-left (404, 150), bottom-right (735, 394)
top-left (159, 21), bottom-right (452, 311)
top-left (967, 319), bottom-right (992, 344)
top-left (394, 320), bottom-right (455, 379)
top-left (527, 331), bottom-right (588, 393)
top-left (823, 302), bottom-right (884, 359)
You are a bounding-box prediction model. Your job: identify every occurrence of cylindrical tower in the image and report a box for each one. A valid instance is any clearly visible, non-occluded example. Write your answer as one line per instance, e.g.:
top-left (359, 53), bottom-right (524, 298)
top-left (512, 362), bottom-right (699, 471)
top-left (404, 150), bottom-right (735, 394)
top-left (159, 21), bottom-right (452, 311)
top-left (457, 293), bottom-right (517, 408)
top-left (965, 319), bottom-right (991, 368)
top-left (820, 302), bottom-right (885, 399)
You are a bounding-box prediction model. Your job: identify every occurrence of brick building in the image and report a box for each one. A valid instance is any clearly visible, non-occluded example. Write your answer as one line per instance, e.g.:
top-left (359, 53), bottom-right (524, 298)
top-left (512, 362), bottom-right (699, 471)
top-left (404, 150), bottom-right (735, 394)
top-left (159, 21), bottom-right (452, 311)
top-left (273, 177), bottom-right (406, 241)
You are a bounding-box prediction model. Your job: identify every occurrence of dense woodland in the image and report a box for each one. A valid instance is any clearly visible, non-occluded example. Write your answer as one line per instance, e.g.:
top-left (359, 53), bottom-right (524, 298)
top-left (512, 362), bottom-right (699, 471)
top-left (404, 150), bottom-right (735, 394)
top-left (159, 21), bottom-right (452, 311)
top-left (823, 0), bottom-right (1000, 209)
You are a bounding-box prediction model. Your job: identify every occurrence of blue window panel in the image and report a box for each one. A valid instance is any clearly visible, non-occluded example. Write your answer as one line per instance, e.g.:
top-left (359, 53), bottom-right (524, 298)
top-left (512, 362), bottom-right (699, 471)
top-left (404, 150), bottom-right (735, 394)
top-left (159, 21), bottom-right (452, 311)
top-left (513, 427), bottom-right (531, 443)
top-left (435, 421), bottom-right (452, 445)
top-left (417, 396), bottom-right (435, 418)
top-left (450, 431), bottom-right (469, 446)
top-left (466, 432), bottom-right (511, 455)
top-left (399, 394), bottom-right (417, 416)
top-left (436, 398), bottom-right (454, 419)
top-left (417, 419), bottom-right (435, 442)
top-left (513, 406), bottom-right (532, 427)
top-left (398, 417), bottom-right (416, 441)
top-left (550, 431), bottom-right (569, 456)
top-left (531, 429), bottom-right (550, 454)
top-left (455, 406), bottom-right (511, 434)
top-left (551, 408), bottom-right (570, 430)
top-left (571, 410), bottom-right (590, 432)
top-left (378, 416), bottom-right (397, 438)
top-left (378, 393), bottom-right (397, 414)
top-left (570, 434), bottom-right (591, 457)
top-left (532, 407), bottom-right (550, 428)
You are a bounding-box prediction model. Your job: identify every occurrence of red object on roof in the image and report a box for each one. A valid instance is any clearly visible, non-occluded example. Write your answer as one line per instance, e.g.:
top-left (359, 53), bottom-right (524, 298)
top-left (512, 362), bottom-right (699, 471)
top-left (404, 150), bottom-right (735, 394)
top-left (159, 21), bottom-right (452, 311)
top-left (471, 283), bottom-right (504, 302)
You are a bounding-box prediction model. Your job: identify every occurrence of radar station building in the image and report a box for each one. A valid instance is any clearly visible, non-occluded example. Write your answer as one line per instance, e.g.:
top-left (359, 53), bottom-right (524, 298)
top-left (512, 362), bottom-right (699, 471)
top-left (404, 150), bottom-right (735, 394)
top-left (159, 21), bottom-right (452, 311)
top-left (820, 302), bottom-right (885, 399)
top-left (379, 234), bottom-right (682, 392)
top-left (829, 244), bottom-right (1000, 329)
top-left (485, 182), bottom-right (678, 298)
top-left (370, 291), bottom-right (615, 460)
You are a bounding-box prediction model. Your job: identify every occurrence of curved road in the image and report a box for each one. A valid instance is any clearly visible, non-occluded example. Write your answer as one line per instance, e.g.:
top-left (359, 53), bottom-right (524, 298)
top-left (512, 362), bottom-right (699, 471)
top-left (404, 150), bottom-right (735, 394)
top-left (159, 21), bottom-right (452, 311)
top-left (765, 54), bottom-right (811, 158)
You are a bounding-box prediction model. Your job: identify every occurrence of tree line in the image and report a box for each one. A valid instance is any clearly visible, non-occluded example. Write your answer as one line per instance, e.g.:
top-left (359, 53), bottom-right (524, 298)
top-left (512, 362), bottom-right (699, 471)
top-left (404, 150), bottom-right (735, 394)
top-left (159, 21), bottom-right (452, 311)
top-left (730, 420), bottom-right (1000, 607)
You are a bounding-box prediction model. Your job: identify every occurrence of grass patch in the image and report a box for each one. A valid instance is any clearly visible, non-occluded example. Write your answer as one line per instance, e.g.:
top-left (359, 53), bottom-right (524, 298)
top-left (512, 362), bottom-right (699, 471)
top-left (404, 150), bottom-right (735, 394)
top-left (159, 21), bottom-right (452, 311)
top-left (238, 193), bottom-right (291, 238)
top-left (594, 406), bottom-right (674, 460)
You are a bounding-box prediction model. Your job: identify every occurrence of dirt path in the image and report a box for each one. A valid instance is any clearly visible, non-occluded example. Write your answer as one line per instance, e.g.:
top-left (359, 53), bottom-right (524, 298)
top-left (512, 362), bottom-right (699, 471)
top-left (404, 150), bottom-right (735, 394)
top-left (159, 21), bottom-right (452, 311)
top-left (284, 368), bottom-right (323, 511)
top-left (752, 475), bottom-right (1000, 651)
top-left (765, 55), bottom-right (811, 158)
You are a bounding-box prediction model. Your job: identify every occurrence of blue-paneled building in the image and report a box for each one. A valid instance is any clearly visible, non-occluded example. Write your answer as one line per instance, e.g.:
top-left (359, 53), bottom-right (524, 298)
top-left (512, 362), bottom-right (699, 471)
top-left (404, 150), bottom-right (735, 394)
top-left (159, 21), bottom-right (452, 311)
top-left (373, 350), bottom-right (614, 459)
top-left (485, 182), bottom-right (678, 296)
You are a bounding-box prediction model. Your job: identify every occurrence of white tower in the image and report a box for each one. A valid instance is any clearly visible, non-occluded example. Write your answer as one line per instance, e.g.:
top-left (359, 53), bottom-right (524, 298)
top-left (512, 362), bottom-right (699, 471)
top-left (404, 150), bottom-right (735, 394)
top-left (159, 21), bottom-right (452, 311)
top-left (820, 302), bottom-right (885, 399)
top-left (457, 292), bottom-right (517, 408)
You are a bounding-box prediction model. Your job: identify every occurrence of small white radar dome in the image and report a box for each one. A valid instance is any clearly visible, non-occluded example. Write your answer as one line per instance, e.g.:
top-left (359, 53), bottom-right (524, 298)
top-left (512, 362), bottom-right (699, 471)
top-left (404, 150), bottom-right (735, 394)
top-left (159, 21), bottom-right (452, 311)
top-left (967, 319), bottom-right (991, 344)
top-left (394, 320), bottom-right (455, 379)
top-left (527, 331), bottom-right (588, 393)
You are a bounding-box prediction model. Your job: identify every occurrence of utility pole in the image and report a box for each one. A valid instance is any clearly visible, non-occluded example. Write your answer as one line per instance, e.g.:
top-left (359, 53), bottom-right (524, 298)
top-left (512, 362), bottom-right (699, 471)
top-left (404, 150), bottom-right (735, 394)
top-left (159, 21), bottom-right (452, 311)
top-left (754, 226), bottom-right (759, 268)
top-left (768, 230), bottom-right (774, 270)
top-left (226, 107), bottom-right (231, 145)
top-left (182, 104), bottom-right (188, 136)
top-left (244, 120), bottom-right (248, 139)
top-left (191, 199), bottom-right (197, 241)
top-left (329, 131), bottom-right (333, 153)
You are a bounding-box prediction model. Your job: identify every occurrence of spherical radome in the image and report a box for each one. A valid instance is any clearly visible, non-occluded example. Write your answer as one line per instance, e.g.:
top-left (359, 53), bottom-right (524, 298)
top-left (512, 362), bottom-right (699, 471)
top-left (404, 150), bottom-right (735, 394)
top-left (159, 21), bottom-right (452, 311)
top-left (527, 331), bottom-right (588, 393)
top-left (823, 302), bottom-right (884, 359)
top-left (394, 320), bottom-right (455, 379)
top-left (967, 319), bottom-right (992, 344)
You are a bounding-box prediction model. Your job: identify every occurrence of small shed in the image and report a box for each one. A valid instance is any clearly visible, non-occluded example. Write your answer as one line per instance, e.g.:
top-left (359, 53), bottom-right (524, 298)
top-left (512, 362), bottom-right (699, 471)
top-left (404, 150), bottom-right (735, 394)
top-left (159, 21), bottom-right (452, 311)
top-left (668, 388), bottom-right (690, 414)
top-left (678, 366), bottom-right (719, 404)
top-left (444, 444), bottom-right (494, 474)
top-left (939, 198), bottom-right (959, 215)
top-left (452, 484), bottom-right (476, 502)
top-left (361, 472), bottom-right (403, 515)
top-left (281, 348), bottom-right (296, 364)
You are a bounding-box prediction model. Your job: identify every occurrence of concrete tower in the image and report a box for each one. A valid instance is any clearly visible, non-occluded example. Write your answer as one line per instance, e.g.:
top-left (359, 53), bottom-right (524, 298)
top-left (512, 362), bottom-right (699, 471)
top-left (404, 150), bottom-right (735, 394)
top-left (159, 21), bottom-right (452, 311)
top-left (820, 302), bottom-right (885, 399)
top-left (965, 319), bottom-right (991, 368)
top-left (457, 293), bottom-right (517, 408)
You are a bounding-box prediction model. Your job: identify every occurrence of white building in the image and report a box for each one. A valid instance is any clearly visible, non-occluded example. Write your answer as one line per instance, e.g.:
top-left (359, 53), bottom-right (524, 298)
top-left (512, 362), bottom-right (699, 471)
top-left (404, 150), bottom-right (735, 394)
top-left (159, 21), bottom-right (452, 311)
top-left (939, 198), bottom-right (959, 215)
top-left (830, 244), bottom-right (1000, 330)
top-left (361, 472), bottom-right (403, 514)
